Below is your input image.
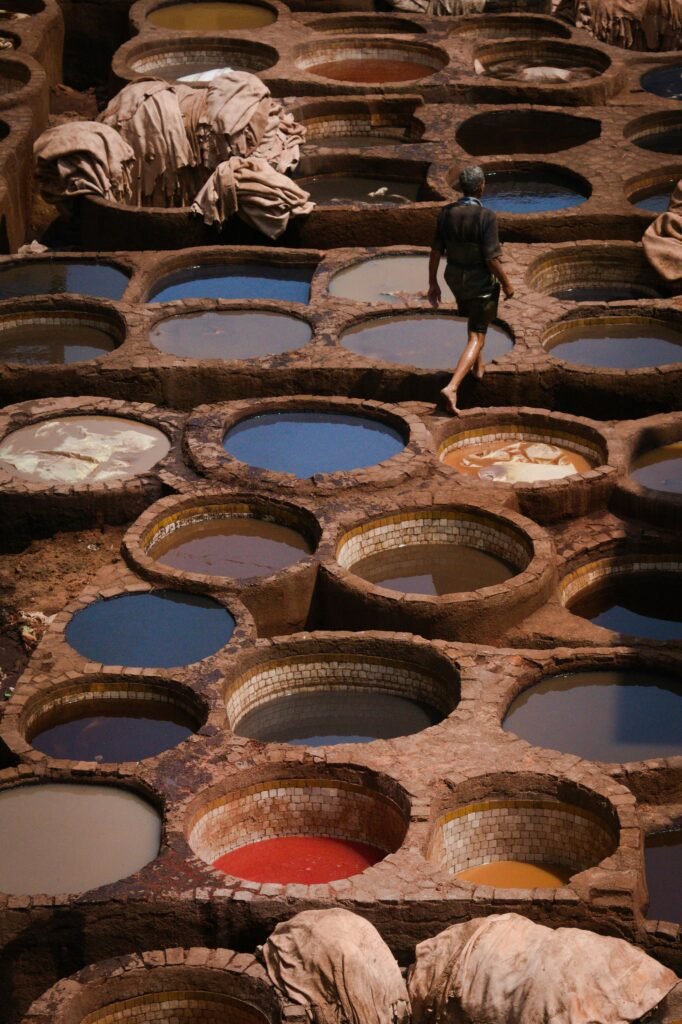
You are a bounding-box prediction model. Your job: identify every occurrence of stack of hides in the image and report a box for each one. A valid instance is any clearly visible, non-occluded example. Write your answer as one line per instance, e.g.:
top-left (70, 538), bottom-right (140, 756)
top-left (643, 179), bottom-right (682, 285)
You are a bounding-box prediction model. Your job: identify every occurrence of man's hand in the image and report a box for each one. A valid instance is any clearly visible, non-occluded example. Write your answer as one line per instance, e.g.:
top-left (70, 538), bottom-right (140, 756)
top-left (428, 284), bottom-right (441, 308)
top-left (503, 283), bottom-right (515, 300)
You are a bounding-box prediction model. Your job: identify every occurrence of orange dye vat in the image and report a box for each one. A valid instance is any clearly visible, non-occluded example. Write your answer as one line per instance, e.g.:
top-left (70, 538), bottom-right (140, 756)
top-left (213, 836), bottom-right (384, 883)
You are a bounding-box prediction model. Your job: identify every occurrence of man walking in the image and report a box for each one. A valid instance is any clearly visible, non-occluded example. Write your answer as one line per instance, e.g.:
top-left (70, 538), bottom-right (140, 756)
top-left (428, 165), bottom-right (514, 415)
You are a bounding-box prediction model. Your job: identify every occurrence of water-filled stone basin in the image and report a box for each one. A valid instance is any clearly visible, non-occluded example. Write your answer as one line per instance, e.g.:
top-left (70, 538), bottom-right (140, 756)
top-left (213, 836), bottom-right (385, 883)
top-left (0, 783), bottom-right (161, 894)
top-left (641, 64), bottom-right (682, 100)
top-left (504, 667), bottom-right (682, 763)
top-left (630, 443), bottom-right (682, 492)
top-left (147, 0), bottom-right (277, 30)
top-left (66, 590), bottom-right (236, 667)
top-left (147, 262), bottom-right (314, 303)
top-left (297, 39), bottom-right (447, 84)
top-left (150, 310), bottom-right (312, 360)
top-left (0, 261), bottom-right (129, 300)
top-left (442, 438), bottom-right (593, 483)
top-left (297, 172), bottom-right (422, 206)
top-left (630, 185), bottom-right (673, 212)
top-left (0, 314), bottom-right (120, 364)
top-left (544, 316), bottom-right (682, 369)
top-left (632, 125), bottom-right (682, 155)
top-left (350, 543), bottom-right (515, 596)
top-left (646, 831), bottom-right (682, 924)
top-left (128, 41), bottom-right (276, 81)
top-left (476, 40), bottom-right (608, 83)
top-left (340, 313), bottom-right (512, 368)
top-left (328, 253), bottom-right (447, 304)
top-left (222, 412), bottom-right (405, 477)
top-left (481, 167), bottom-right (589, 213)
top-left (0, 416), bottom-right (170, 484)
top-left (567, 571), bottom-right (682, 640)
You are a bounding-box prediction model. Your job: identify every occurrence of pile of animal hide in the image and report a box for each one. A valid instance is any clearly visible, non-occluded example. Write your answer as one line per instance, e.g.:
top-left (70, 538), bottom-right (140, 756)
top-left (33, 71), bottom-right (312, 238)
top-left (552, 0), bottom-right (682, 51)
top-left (643, 179), bottom-right (682, 284)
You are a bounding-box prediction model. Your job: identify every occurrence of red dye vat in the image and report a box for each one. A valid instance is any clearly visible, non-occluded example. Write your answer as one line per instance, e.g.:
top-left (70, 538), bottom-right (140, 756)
top-left (213, 836), bottom-right (384, 883)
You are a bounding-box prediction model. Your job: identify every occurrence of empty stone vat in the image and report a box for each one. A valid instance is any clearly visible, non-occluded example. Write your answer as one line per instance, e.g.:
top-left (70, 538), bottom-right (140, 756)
top-left (456, 109), bottom-right (601, 156)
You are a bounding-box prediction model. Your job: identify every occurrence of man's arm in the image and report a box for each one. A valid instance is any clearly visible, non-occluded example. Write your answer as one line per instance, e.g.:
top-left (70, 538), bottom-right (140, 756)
top-left (428, 247), bottom-right (442, 307)
top-left (486, 255), bottom-right (514, 300)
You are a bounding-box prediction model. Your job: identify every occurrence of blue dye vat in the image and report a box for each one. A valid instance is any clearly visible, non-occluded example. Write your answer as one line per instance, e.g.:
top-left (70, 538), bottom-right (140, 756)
top-left (148, 263), bottom-right (314, 303)
top-left (66, 590), bottom-right (235, 668)
top-left (223, 412), bottom-right (405, 477)
top-left (483, 171), bottom-right (588, 213)
top-left (641, 64), bottom-right (682, 100)
top-left (0, 262), bottom-right (129, 300)
top-left (569, 573), bottom-right (682, 641)
top-left (632, 189), bottom-right (673, 213)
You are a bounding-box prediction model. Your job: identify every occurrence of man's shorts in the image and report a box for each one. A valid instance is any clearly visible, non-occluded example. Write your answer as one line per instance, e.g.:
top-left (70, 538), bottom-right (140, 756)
top-left (444, 265), bottom-right (500, 335)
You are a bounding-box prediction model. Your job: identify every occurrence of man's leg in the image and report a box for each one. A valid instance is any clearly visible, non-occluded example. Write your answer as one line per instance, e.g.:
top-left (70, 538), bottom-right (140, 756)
top-left (440, 329), bottom-right (485, 415)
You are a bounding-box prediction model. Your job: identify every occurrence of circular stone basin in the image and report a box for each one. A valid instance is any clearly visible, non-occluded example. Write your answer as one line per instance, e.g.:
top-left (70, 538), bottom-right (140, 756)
top-left (80, 992), bottom-right (270, 1024)
top-left (306, 58), bottom-right (436, 83)
top-left (223, 412), bottom-right (405, 477)
top-left (329, 253), bottom-right (448, 304)
top-left (148, 515), bottom-right (312, 579)
top-left (0, 261), bottom-right (129, 300)
top-left (0, 416), bottom-right (170, 484)
top-left (310, 132), bottom-right (410, 148)
top-left (147, 263), bottom-right (313, 303)
top-left (299, 40), bottom-right (446, 83)
top-left (442, 437), bottom-right (594, 483)
top-left (340, 313), bottom-right (513, 368)
top-left (504, 668), bottom-right (682, 762)
top-left (456, 110), bottom-right (601, 156)
top-left (633, 127), bottom-right (682, 155)
top-left (297, 173), bottom-right (421, 205)
top-left (147, 1), bottom-right (276, 30)
top-left (0, 315), bottom-right (119, 365)
top-left (481, 168), bottom-right (589, 213)
top-left (0, 783), bottom-right (160, 894)
top-left (66, 590), bottom-right (236, 668)
top-left (28, 686), bottom-right (201, 762)
top-left (631, 443), bottom-right (682, 492)
top-left (433, 794), bottom-right (616, 889)
top-left (646, 831), bottom-right (682, 925)
top-left (544, 317), bottom-right (682, 369)
top-left (481, 57), bottom-right (598, 81)
top-left (567, 571), bottom-right (682, 640)
top-left (150, 310), bottom-right (312, 360)
top-left (451, 15), bottom-right (571, 38)
top-left (130, 43), bottom-right (276, 81)
top-left (642, 65), bottom-right (682, 100)
top-left (630, 183), bottom-right (674, 212)
top-left (188, 773), bottom-right (407, 884)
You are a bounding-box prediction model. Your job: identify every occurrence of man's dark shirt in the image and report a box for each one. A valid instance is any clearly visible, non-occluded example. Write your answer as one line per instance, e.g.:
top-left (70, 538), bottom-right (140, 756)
top-left (432, 197), bottom-right (502, 301)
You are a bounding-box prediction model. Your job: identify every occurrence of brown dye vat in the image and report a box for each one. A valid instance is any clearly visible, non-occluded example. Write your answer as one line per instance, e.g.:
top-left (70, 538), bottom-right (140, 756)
top-left (630, 442), bottom-right (682, 493)
top-left (646, 831), bottom-right (682, 925)
top-left (0, 321), bottom-right (117, 365)
top-left (482, 59), bottom-right (597, 82)
top-left (297, 174), bottom-right (420, 205)
top-left (149, 517), bottom-right (311, 579)
top-left (350, 543), bottom-right (515, 596)
top-left (444, 440), bottom-right (592, 483)
top-left (0, 416), bottom-right (170, 484)
top-left (307, 58), bottom-right (436, 83)
top-left (148, 1), bottom-right (276, 30)
top-left (456, 859), bottom-right (572, 887)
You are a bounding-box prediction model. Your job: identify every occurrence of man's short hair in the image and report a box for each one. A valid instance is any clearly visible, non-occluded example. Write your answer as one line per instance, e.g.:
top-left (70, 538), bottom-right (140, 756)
top-left (459, 166), bottom-right (485, 196)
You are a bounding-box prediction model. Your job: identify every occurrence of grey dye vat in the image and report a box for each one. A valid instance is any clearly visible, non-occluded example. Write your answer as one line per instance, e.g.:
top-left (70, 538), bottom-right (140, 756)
top-left (0, 261), bottom-right (129, 300)
top-left (350, 542), bottom-right (515, 595)
top-left (149, 517), bottom-right (311, 578)
top-left (630, 442), bottom-right (682, 492)
top-left (150, 310), bottom-right (312, 360)
top-left (504, 668), bottom-right (682, 763)
top-left (0, 321), bottom-right (118, 364)
top-left (296, 174), bottom-right (421, 206)
top-left (236, 691), bottom-right (442, 745)
top-left (340, 313), bottom-right (513, 368)
top-left (329, 254), bottom-right (448, 304)
top-left (646, 832), bottom-right (682, 924)
top-left (568, 572), bottom-right (682, 640)
top-left (546, 321), bottom-right (682, 368)
top-left (0, 783), bottom-right (161, 894)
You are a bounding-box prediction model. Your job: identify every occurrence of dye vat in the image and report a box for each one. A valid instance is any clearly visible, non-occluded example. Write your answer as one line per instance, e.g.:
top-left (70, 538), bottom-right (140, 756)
top-left (481, 58), bottom-right (597, 81)
top-left (149, 517), bottom-right (311, 579)
top-left (310, 132), bottom-right (408, 148)
top-left (631, 443), bottom-right (682, 492)
top-left (646, 831), bottom-right (682, 925)
top-left (296, 173), bottom-right (421, 206)
top-left (236, 691), bottom-right (442, 745)
top-left (0, 783), bottom-right (161, 894)
top-left (329, 253), bottom-right (448, 304)
top-left (634, 129), bottom-right (682, 155)
top-left (223, 412), bottom-right (405, 477)
top-left (0, 261), bottom-right (129, 300)
top-left (456, 110), bottom-right (601, 156)
top-left (546, 320), bottom-right (682, 368)
top-left (630, 184), bottom-right (674, 213)
top-left (147, 263), bottom-right (313, 303)
top-left (0, 416), bottom-right (170, 484)
top-left (504, 668), bottom-right (682, 763)
top-left (306, 57), bottom-right (437, 83)
top-left (340, 314), bottom-right (513, 368)
top-left (147, 1), bottom-right (276, 30)
top-left (456, 860), bottom-right (572, 887)
top-left (481, 169), bottom-right (588, 213)
top-left (66, 590), bottom-right (236, 668)
top-left (30, 698), bottom-right (195, 762)
top-left (213, 836), bottom-right (384, 883)
top-left (0, 318), bottom-right (118, 364)
top-left (641, 65), bottom-right (682, 100)
top-left (150, 310), bottom-right (312, 360)
top-left (443, 439), bottom-right (592, 483)
top-left (350, 543), bottom-right (515, 595)
top-left (568, 572), bottom-right (682, 640)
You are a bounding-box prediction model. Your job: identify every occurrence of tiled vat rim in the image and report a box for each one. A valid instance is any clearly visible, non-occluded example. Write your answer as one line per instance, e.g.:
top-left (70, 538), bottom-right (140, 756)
top-left (224, 651), bottom-right (456, 727)
top-left (561, 553), bottom-right (682, 604)
top-left (0, 311), bottom-right (122, 336)
top-left (527, 246), bottom-right (667, 294)
top-left (81, 991), bottom-right (267, 1024)
top-left (438, 424), bottom-right (604, 465)
top-left (337, 508), bottom-right (533, 572)
top-left (140, 500), bottom-right (318, 554)
top-left (187, 776), bottom-right (408, 865)
top-left (544, 311), bottom-right (682, 350)
top-left (295, 40), bottom-right (448, 73)
top-left (131, 46), bottom-right (274, 74)
top-left (431, 797), bottom-right (617, 877)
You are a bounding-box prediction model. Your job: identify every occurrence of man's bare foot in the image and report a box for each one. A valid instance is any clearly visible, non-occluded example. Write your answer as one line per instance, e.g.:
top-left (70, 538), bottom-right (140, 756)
top-left (473, 355), bottom-right (485, 380)
top-left (440, 387), bottom-right (459, 415)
